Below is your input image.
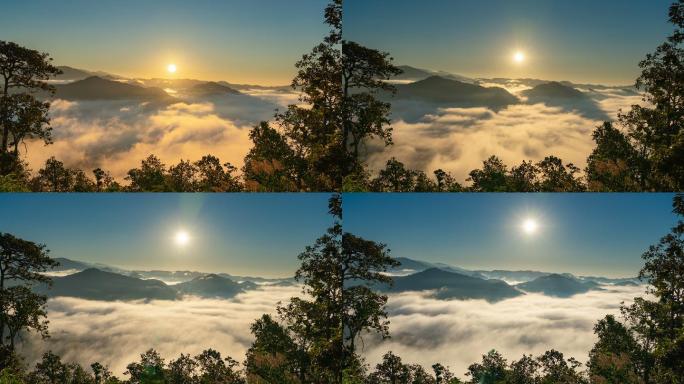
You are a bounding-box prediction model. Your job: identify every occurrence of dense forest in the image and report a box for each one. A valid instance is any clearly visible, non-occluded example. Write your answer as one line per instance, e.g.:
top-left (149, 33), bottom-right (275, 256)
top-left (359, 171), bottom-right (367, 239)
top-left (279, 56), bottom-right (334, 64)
top-left (1, 1), bottom-right (682, 192)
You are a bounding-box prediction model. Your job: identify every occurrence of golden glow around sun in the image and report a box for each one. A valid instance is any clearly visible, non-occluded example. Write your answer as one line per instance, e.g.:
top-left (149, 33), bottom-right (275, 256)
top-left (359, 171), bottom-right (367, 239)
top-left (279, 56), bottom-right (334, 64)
top-left (167, 64), bottom-right (177, 74)
top-left (174, 230), bottom-right (189, 246)
top-left (522, 218), bottom-right (538, 235)
top-left (513, 51), bottom-right (525, 63)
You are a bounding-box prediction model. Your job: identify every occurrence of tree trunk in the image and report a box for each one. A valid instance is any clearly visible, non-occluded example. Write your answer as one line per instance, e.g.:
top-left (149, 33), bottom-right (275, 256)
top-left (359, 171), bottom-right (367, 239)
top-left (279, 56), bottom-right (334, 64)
top-left (0, 79), bottom-right (10, 153)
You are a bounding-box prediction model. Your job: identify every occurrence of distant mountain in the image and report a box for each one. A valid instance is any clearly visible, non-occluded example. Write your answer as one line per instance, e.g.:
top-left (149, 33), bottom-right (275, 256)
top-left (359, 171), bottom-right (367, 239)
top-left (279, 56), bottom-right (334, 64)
top-left (476, 270), bottom-right (553, 283)
top-left (37, 268), bottom-right (258, 301)
top-left (521, 82), bottom-right (608, 119)
top-left (433, 263), bottom-right (486, 279)
top-left (385, 268), bottom-right (523, 302)
top-left (522, 82), bottom-right (586, 99)
top-left (391, 76), bottom-right (519, 109)
top-left (54, 66), bottom-right (93, 81)
top-left (49, 258), bottom-right (292, 285)
top-left (577, 275), bottom-right (640, 285)
top-left (516, 274), bottom-right (603, 297)
top-left (217, 81), bottom-right (291, 92)
top-left (614, 281), bottom-right (640, 287)
top-left (38, 269), bottom-right (178, 301)
top-left (390, 257), bottom-right (436, 273)
top-left (52, 257), bottom-right (93, 271)
top-left (176, 274), bottom-right (245, 298)
top-left (53, 77), bottom-right (174, 102)
top-left (394, 65), bottom-right (473, 83)
top-left (130, 270), bottom-right (206, 284)
top-left (186, 82), bottom-right (241, 96)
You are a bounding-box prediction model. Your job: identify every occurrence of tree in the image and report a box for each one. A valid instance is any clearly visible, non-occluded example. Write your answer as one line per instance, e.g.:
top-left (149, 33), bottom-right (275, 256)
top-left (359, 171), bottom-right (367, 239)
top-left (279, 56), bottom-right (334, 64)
top-left (341, 231), bottom-right (398, 355)
top-left (535, 156), bottom-right (584, 192)
top-left (342, 41), bottom-right (401, 175)
top-left (618, 193), bottom-right (684, 383)
top-left (588, 315), bottom-right (643, 384)
top-left (0, 233), bottom-right (57, 369)
top-left (589, 1), bottom-right (684, 190)
top-left (125, 155), bottom-right (167, 192)
top-left (242, 0), bottom-right (343, 191)
top-left (586, 122), bottom-right (643, 191)
top-left (194, 349), bottom-right (243, 384)
top-left (0, 41), bottom-right (60, 174)
top-left (276, 194), bottom-right (344, 383)
top-left (367, 352), bottom-right (411, 384)
top-left (125, 349), bottom-right (166, 384)
top-left (370, 158), bottom-right (422, 192)
top-left (243, 122), bottom-right (297, 192)
top-left (167, 159), bottom-right (197, 192)
top-left (245, 314), bottom-right (301, 383)
top-left (466, 350), bottom-right (508, 384)
top-left (536, 350), bottom-right (586, 384)
top-left (467, 156), bottom-right (510, 192)
top-left (194, 155), bottom-right (241, 192)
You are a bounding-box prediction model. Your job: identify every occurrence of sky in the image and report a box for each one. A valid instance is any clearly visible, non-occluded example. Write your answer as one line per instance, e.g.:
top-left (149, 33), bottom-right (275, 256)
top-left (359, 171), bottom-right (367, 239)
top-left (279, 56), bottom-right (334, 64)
top-left (0, 0), bottom-right (329, 85)
top-left (0, 194), bottom-right (332, 277)
top-left (344, 0), bottom-right (674, 85)
top-left (343, 193), bottom-right (679, 277)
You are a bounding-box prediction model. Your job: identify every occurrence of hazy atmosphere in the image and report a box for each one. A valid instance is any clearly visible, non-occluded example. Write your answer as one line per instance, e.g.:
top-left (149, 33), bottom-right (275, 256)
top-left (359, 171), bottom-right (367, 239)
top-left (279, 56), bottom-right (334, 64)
top-left (344, 193), bottom-right (677, 379)
top-left (0, 194), bottom-right (330, 276)
top-left (1, 0), bottom-right (328, 84)
top-left (344, 0), bottom-right (677, 183)
top-left (344, 193), bottom-right (675, 277)
top-left (0, 194), bottom-right (335, 375)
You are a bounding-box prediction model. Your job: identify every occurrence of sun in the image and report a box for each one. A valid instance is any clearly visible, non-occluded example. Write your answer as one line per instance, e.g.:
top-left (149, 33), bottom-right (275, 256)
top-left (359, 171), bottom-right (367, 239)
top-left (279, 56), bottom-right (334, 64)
top-left (513, 51), bottom-right (525, 63)
top-left (522, 218), bottom-right (538, 235)
top-left (174, 230), bottom-right (189, 246)
top-left (167, 63), bottom-right (177, 74)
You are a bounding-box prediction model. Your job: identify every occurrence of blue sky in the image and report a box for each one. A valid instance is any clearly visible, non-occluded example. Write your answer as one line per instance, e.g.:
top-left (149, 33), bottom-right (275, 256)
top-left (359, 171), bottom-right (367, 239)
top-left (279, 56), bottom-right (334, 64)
top-left (0, 0), bottom-right (329, 84)
top-left (344, 0), bottom-right (674, 84)
top-left (0, 194), bottom-right (332, 277)
top-left (343, 193), bottom-right (678, 277)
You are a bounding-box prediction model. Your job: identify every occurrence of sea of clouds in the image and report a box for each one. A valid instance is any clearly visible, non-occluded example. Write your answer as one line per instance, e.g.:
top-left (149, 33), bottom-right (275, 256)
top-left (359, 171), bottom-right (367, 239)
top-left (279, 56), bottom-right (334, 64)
top-left (23, 88), bottom-right (298, 181)
top-left (359, 284), bottom-right (646, 379)
top-left (17, 284), bottom-right (301, 377)
top-left (364, 83), bottom-right (644, 182)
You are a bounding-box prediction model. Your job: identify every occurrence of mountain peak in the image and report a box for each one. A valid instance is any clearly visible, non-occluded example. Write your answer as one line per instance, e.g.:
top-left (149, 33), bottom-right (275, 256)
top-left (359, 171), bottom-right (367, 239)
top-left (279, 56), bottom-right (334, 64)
top-left (54, 77), bottom-right (174, 101)
top-left (523, 82), bottom-right (585, 99)
top-left (188, 81), bottom-right (241, 96)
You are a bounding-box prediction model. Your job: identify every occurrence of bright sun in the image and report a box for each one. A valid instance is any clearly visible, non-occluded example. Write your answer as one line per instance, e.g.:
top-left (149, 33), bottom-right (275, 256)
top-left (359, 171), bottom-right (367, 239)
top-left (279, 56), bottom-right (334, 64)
top-left (522, 218), bottom-right (538, 235)
top-left (174, 230), bottom-right (189, 246)
top-left (513, 51), bottom-right (525, 63)
top-left (167, 64), bottom-right (177, 74)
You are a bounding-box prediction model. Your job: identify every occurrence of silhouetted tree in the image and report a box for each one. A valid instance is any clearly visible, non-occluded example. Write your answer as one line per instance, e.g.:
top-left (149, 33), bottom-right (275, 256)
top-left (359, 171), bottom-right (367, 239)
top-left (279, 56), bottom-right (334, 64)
top-left (194, 155), bottom-right (241, 192)
top-left (586, 122), bottom-right (644, 191)
top-left (245, 314), bottom-right (301, 383)
top-left (243, 122), bottom-right (297, 192)
top-left (243, 0), bottom-right (343, 191)
top-left (0, 233), bottom-right (57, 370)
top-left (342, 41), bottom-right (401, 176)
top-left (618, 193), bottom-right (684, 382)
top-left (0, 41), bottom-right (60, 175)
top-left (588, 315), bottom-right (643, 384)
top-left (125, 349), bottom-right (166, 384)
top-left (586, 1), bottom-right (684, 190)
top-left (125, 155), bottom-right (167, 192)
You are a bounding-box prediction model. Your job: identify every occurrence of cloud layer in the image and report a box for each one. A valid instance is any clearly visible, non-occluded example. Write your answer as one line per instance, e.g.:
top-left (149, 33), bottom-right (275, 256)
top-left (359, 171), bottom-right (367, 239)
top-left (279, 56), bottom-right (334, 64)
top-left (17, 285), bottom-right (301, 377)
top-left (364, 88), bottom-right (643, 182)
top-left (359, 285), bottom-right (645, 379)
top-left (23, 90), bottom-right (298, 181)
